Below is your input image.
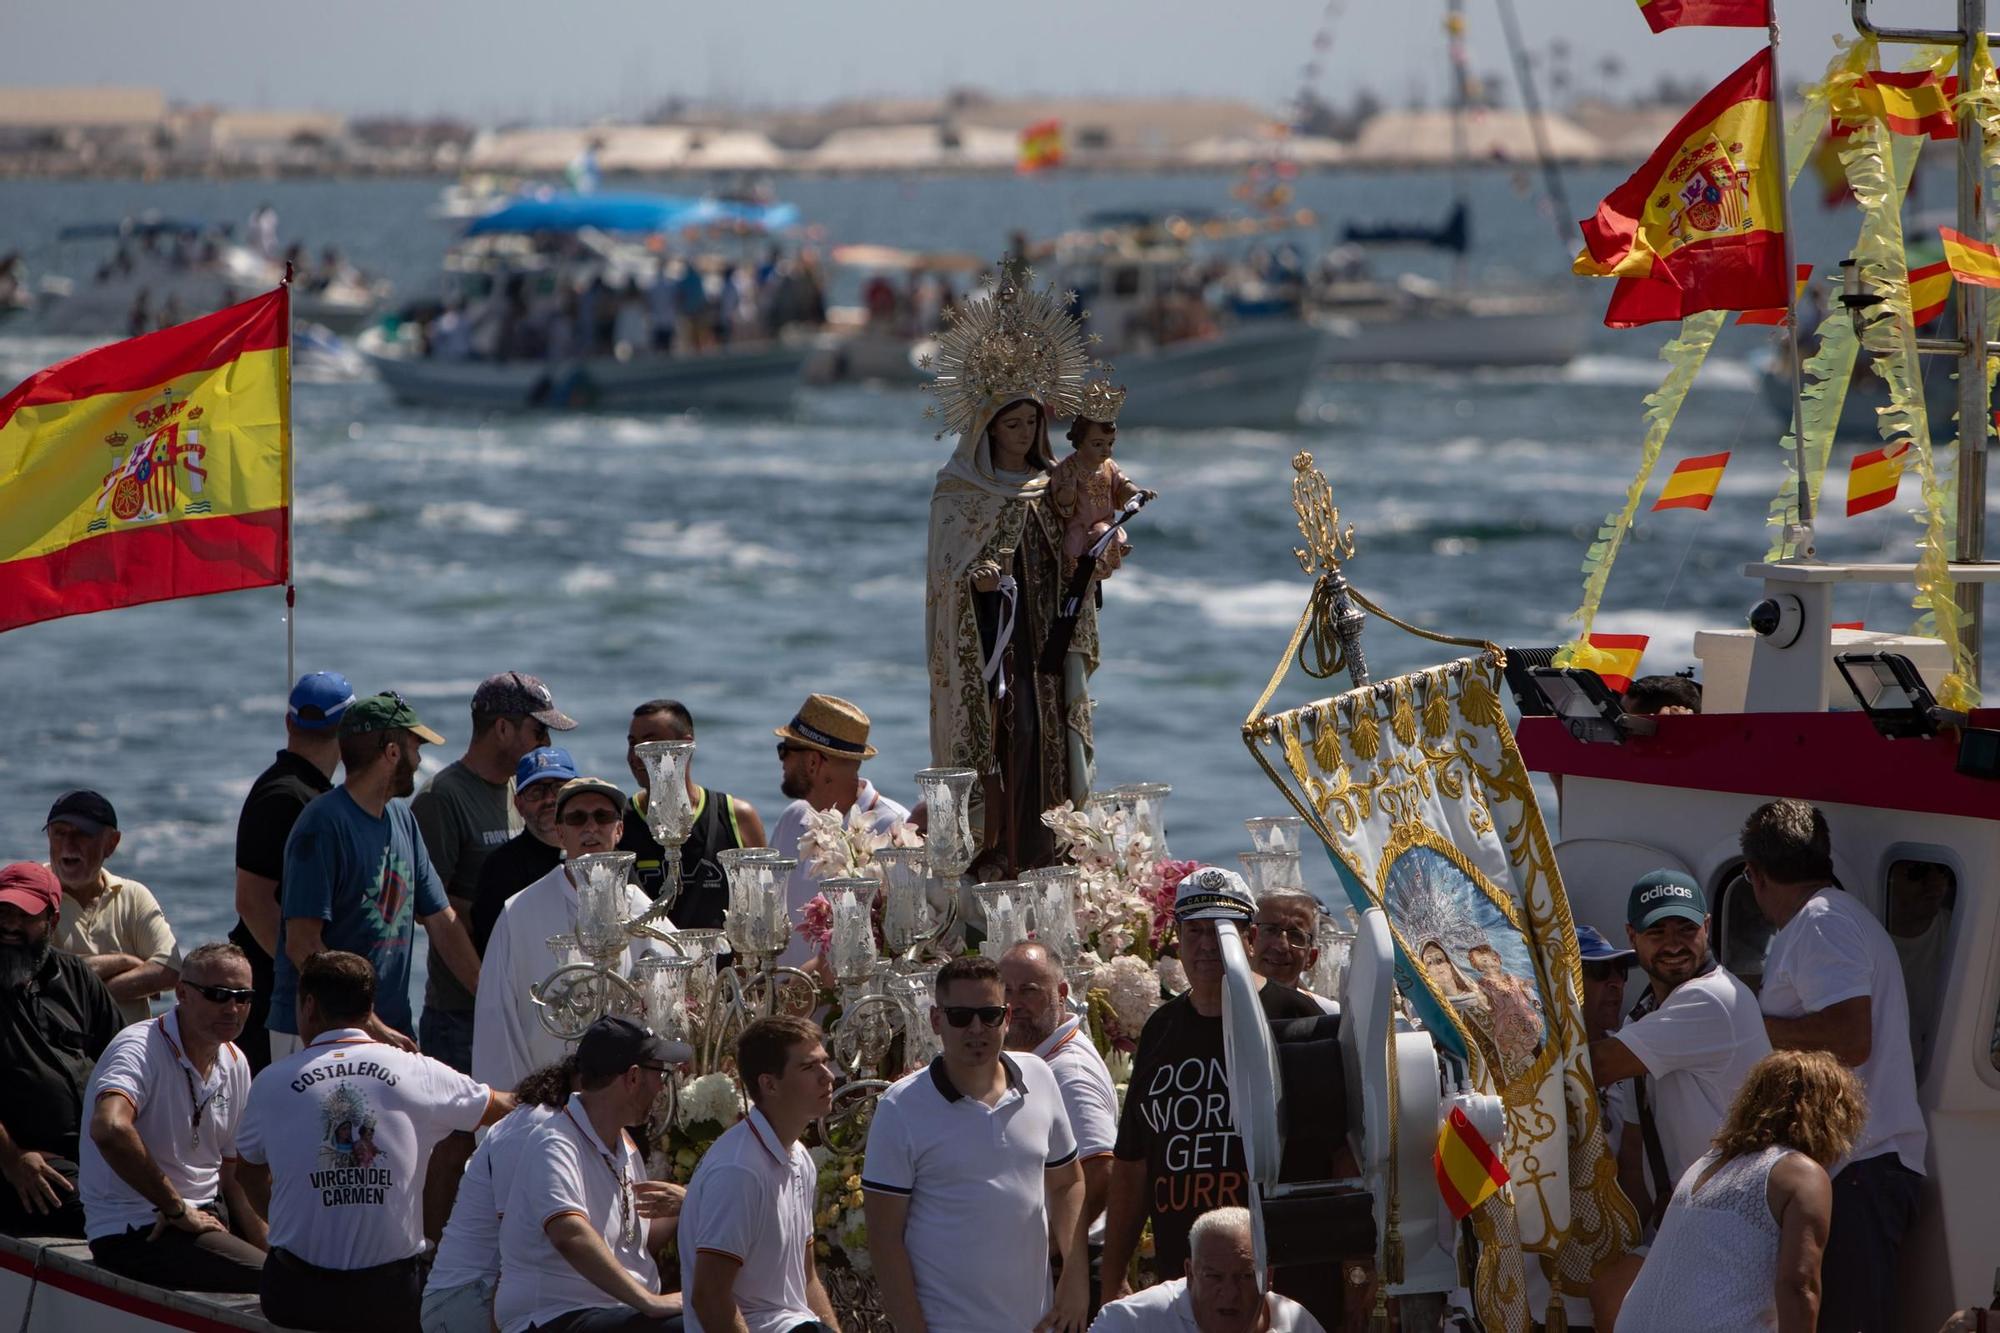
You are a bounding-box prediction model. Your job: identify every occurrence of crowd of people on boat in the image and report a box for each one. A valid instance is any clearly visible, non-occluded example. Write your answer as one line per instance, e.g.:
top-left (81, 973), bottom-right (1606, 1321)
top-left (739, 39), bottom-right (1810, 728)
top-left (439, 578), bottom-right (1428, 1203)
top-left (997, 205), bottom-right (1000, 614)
top-left (0, 661), bottom-right (1976, 1332)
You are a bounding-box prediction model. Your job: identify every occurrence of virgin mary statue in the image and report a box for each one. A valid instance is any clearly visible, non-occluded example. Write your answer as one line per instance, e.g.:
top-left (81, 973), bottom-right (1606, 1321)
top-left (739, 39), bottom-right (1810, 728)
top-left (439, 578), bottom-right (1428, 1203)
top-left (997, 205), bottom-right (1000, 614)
top-left (924, 274), bottom-right (1097, 875)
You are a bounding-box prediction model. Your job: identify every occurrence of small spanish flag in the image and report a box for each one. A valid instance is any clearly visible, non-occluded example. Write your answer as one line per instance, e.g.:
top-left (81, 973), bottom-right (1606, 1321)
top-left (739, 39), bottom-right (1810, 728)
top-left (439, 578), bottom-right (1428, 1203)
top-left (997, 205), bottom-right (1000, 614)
top-left (1635, 0), bottom-right (1770, 32)
top-left (1909, 259), bottom-right (1953, 325)
top-left (1833, 621), bottom-right (1867, 630)
top-left (1737, 265), bottom-right (1812, 325)
top-left (1584, 633), bottom-right (1650, 693)
top-left (1847, 440), bottom-right (1911, 516)
top-left (1813, 123), bottom-right (1855, 208)
top-left (1940, 227), bottom-right (2000, 288)
top-left (1018, 120), bottom-right (1064, 173)
top-left (1847, 70), bottom-right (1958, 139)
top-left (1434, 1106), bottom-right (1509, 1220)
top-left (1653, 450), bottom-right (1732, 510)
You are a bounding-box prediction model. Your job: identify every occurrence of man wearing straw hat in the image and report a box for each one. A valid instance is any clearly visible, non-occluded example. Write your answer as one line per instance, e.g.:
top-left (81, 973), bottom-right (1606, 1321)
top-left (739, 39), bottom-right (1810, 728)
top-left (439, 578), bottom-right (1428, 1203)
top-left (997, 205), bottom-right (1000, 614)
top-left (766, 695), bottom-right (908, 969)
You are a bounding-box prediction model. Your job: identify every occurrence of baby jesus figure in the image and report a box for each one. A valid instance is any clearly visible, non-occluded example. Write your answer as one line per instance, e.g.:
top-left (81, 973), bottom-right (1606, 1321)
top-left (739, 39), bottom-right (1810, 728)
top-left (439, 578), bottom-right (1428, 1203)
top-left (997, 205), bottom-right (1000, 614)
top-left (1047, 383), bottom-right (1154, 582)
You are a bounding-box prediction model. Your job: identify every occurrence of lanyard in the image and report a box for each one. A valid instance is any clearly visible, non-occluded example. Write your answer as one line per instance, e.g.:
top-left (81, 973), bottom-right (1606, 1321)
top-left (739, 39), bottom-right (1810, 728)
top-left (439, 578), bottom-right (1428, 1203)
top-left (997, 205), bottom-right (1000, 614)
top-left (564, 1107), bottom-right (638, 1246)
top-left (157, 1018), bottom-right (222, 1153)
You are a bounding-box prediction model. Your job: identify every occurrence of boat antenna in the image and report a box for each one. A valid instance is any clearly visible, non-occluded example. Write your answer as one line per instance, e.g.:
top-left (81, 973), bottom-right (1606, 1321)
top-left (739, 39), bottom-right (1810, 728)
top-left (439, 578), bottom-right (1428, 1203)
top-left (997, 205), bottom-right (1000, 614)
top-left (1766, 14), bottom-right (1816, 561)
top-left (1492, 0), bottom-right (1579, 268)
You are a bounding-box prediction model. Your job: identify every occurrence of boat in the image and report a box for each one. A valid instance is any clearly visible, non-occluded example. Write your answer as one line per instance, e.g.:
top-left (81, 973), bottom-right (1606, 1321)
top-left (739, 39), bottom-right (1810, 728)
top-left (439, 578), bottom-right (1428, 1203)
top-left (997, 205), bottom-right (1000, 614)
top-left (801, 245), bottom-right (988, 387)
top-left (0, 1234), bottom-right (270, 1332)
top-left (359, 191), bottom-right (814, 414)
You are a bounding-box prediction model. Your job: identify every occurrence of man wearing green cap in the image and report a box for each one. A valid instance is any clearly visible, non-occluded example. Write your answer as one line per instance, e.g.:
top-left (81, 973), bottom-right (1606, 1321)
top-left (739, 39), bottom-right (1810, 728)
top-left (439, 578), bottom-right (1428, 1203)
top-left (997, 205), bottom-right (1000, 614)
top-left (267, 693), bottom-right (482, 1060)
top-left (1586, 869), bottom-right (1768, 1226)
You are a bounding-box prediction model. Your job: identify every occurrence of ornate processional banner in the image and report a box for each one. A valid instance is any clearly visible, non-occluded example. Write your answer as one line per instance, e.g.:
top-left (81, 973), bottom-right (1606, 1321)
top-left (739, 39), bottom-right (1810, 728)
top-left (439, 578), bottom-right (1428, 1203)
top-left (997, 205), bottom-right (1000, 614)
top-left (1257, 656), bottom-right (1638, 1329)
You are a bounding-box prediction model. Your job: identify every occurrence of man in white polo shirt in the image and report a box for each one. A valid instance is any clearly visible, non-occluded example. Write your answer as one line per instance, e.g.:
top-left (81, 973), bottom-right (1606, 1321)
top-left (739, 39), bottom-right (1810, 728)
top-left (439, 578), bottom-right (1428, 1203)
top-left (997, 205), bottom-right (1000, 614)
top-left (497, 1016), bottom-right (690, 1333)
top-left (80, 941), bottom-right (265, 1291)
top-left (1743, 799), bottom-right (1927, 1333)
top-left (1002, 941), bottom-right (1118, 1312)
top-left (1089, 1207), bottom-right (1324, 1333)
top-left (863, 954), bottom-right (1087, 1333)
top-left (236, 950), bottom-right (512, 1333)
top-left (680, 1016), bottom-right (838, 1333)
top-left (1585, 869), bottom-right (1769, 1225)
top-left (474, 777), bottom-right (662, 1092)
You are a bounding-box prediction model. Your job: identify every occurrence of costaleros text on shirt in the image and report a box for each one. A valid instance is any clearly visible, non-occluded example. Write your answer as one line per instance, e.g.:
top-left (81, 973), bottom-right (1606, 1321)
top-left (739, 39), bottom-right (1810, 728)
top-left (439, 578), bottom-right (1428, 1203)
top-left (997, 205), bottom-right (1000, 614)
top-left (290, 1060), bottom-right (401, 1094)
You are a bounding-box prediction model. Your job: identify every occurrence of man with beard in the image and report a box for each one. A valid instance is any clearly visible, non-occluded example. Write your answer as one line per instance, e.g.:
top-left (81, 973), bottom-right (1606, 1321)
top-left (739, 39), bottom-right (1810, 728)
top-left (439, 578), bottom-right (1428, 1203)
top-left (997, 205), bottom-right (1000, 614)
top-left (470, 747), bottom-right (576, 955)
top-left (1003, 941), bottom-right (1118, 1313)
top-left (1587, 870), bottom-right (1769, 1227)
top-left (0, 862), bottom-right (121, 1238)
top-left (267, 693), bottom-right (481, 1061)
top-left (616, 700), bottom-right (765, 921)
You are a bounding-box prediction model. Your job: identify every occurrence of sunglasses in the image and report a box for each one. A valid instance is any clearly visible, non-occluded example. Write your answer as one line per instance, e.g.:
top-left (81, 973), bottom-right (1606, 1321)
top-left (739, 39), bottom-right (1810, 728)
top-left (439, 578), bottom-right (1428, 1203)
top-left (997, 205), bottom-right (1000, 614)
top-left (185, 981), bottom-right (255, 1006)
top-left (776, 742), bottom-right (811, 757)
top-left (940, 1004), bottom-right (1009, 1028)
top-left (1253, 923), bottom-right (1314, 949)
top-left (560, 809), bottom-right (623, 827)
top-left (1582, 961), bottom-right (1631, 983)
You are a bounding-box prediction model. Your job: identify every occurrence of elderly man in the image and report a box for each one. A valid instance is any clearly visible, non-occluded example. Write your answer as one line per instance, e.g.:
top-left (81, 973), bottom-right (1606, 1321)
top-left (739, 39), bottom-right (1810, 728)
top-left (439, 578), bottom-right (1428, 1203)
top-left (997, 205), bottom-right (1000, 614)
top-left (1249, 890), bottom-right (1336, 1014)
top-left (474, 778), bottom-right (661, 1092)
top-left (80, 941), bottom-right (266, 1291)
top-left (864, 954), bottom-right (1087, 1333)
top-left (0, 862), bottom-right (121, 1237)
top-left (1744, 798), bottom-right (1926, 1333)
top-left (415, 671), bottom-right (577, 1075)
top-left (617, 700), bottom-right (765, 921)
top-left (1003, 940), bottom-right (1118, 1311)
top-left (238, 951), bottom-right (512, 1333)
top-left (496, 1017), bottom-right (689, 1333)
top-left (767, 695), bottom-right (908, 968)
top-left (44, 789), bottom-right (179, 1026)
top-left (269, 691), bottom-right (481, 1057)
top-left (233, 670), bottom-right (351, 1072)
top-left (1089, 1207), bottom-right (1324, 1333)
top-left (471, 746), bottom-right (578, 955)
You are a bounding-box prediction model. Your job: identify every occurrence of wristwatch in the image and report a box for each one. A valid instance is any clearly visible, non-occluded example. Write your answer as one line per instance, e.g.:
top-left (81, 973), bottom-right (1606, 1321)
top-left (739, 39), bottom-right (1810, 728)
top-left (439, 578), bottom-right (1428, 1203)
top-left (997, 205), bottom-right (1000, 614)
top-left (160, 1199), bottom-right (186, 1220)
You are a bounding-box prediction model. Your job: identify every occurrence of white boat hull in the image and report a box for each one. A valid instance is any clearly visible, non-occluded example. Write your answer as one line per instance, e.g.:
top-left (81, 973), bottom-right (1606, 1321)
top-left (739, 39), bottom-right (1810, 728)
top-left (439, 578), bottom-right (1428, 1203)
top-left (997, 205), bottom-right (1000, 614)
top-left (362, 339), bottom-right (809, 414)
top-left (0, 1236), bottom-right (269, 1331)
top-left (801, 329), bottom-right (928, 386)
top-left (1314, 294), bottom-right (1589, 369)
top-left (1112, 323), bottom-right (1326, 429)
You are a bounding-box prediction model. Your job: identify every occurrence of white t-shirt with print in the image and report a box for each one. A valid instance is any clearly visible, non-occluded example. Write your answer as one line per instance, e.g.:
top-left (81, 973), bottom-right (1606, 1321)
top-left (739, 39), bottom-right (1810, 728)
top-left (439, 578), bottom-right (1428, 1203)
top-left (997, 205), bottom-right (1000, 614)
top-left (679, 1107), bottom-right (818, 1333)
top-left (236, 1026), bottom-right (491, 1269)
top-left (1759, 887), bottom-right (1927, 1173)
top-left (78, 1011), bottom-right (251, 1240)
top-left (495, 1093), bottom-right (660, 1333)
top-left (1614, 965), bottom-right (1771, 1195)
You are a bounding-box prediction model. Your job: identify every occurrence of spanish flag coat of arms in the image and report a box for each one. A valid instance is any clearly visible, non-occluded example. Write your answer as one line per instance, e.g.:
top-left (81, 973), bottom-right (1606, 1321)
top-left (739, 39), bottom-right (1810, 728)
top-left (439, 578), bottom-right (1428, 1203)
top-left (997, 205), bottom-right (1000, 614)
top-left (0, 288), bottom-right (290, 633)
top-left (1574, 50), bottom-right (1789, 327)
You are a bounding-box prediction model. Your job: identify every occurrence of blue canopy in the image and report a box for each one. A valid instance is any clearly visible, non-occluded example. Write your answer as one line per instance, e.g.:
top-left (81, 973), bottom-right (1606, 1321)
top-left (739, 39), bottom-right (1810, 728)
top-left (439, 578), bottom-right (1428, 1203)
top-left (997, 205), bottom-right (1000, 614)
top-left (463, 192), bottom-right (799, 238)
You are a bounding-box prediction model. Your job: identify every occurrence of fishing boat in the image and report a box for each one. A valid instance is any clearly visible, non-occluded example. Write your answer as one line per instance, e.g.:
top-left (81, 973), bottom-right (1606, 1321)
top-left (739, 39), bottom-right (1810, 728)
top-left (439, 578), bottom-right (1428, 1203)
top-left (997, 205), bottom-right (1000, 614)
top-left (800, 244), bottom-right (988, 386)
top-left (358, 191), bottom-right (814, 414)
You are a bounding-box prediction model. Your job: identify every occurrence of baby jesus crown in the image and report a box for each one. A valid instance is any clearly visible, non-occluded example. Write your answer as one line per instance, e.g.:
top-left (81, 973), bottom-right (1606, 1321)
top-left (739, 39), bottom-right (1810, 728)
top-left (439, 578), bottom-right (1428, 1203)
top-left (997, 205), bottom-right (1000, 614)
top-left (1075, 379), bottom-right (1128, 425)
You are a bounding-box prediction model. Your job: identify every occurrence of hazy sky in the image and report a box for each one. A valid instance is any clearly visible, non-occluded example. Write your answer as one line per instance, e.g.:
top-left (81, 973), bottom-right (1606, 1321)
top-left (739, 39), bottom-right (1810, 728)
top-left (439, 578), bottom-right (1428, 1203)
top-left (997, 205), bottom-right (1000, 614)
top-left (0, 0), bottom-right (1963, 123)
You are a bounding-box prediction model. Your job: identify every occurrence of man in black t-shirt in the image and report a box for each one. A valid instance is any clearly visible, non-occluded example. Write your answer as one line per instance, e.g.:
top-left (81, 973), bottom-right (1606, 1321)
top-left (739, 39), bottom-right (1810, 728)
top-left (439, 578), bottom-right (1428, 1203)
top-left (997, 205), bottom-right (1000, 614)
top-left (230, 671), bottom-right (349, 1072)
top-left (1101, 867), bottom-right (1320, 1302)
top-left (615, 698), bottom-right (766, 925)
top-left (0, 863), bottom-right (122, 1238)
top-left (468, 746), bottom-right (574, 954)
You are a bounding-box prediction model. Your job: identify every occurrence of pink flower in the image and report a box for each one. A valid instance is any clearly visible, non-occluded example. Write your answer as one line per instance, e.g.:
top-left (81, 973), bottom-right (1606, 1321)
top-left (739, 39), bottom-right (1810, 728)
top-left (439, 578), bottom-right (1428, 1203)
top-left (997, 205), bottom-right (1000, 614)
top-left (796, 893), bottom-right (834, 955)
top-left (1150, 859), bottom-right (1199, 951)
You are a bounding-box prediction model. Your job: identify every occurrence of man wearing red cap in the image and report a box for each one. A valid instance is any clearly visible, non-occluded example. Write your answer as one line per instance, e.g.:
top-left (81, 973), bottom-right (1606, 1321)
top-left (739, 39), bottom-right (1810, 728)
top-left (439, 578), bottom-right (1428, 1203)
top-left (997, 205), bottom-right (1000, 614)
top-left (0, 862), bottom-right (122, 1238)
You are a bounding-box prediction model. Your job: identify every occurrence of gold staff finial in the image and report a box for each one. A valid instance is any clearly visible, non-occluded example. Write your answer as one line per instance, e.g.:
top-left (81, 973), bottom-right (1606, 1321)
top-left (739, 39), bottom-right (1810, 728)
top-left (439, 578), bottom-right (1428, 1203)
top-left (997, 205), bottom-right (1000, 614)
top-left (1291, 451), bottom-right (1356, 577)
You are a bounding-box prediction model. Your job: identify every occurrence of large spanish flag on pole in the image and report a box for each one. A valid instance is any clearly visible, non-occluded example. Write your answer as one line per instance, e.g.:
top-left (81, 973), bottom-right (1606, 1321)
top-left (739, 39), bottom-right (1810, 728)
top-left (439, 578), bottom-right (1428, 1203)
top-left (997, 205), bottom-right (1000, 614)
top-left (1574, 50), bottom-right (1789, 327)
top-left (1636, 0), bottom-right (1769, 32)
top-left (0, 287), bottom-right (289, 634)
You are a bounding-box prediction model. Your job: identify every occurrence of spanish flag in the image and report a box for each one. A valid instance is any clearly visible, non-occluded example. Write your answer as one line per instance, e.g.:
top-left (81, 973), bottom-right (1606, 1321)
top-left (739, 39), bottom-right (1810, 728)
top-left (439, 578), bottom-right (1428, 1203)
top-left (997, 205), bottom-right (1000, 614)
top-left (1940, 227), bottom-right (2000, 288)
top-left (0, 288), bottom-right (289, 634)
top-left (1019, 119), bottom-right (1064, 173)
top-left (1637, 0), bottom-right (1770, 32)
top-left (1434, 1106), bottom-right (1509, 1220)
top-left (1574, 51), bottom-right (1789, 327)
top-left (1909, 258), bottom-right (1953, 325)
top-left (1846, 70), bottom-right (1958, 139)
top-left (1736, 264), bottom-right (1811, 325)
top-left (1813, 123), bottom-right (1855, 208)
top-left (1652, 450), bottom-right (1732, 510)
top-left (1847, 440), bottom-right (1910, 516)
top-left (1583, 633), bottom-right (1650, 693)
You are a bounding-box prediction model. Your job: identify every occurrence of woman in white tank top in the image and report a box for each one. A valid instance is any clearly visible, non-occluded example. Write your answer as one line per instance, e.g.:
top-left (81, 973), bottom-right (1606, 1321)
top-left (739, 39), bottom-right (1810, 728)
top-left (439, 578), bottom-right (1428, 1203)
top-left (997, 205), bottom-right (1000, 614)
top-left (1612, 1050), bottom-right (1866, 1333)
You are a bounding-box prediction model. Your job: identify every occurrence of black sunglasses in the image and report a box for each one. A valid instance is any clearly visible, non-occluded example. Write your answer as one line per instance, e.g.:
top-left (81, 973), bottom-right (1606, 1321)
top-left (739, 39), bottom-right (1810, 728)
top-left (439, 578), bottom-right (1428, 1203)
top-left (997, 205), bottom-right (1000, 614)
top-left (940, 1004), bottom-right (1009, 1028)
top-left (560, 809), bottom-right (623, 827)
top-left (1582, 960), bottom-right (1631, 983)
top-left (776, 742), bottom-right (810, 757)
top-left (185, 981), bottom-right (255, 1005)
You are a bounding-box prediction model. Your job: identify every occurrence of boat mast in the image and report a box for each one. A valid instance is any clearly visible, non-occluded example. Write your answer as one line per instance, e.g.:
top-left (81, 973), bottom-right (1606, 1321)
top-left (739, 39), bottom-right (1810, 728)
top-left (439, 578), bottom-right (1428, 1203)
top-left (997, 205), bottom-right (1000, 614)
top-left (1446, 0), bottom-right (1472, 289)
top-left (1851, 0), bottom-right (1990, 686)
top-left (1492, 0), bottom-right (1578, 266)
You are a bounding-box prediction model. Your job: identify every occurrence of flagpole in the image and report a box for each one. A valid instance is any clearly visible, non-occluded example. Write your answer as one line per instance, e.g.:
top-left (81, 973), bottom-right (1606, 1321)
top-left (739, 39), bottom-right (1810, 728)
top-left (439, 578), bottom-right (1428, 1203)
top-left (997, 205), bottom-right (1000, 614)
top-left (1767, 17), bottom-right (1815, 558)
top-left (280, 265), bottom-right (296, 692)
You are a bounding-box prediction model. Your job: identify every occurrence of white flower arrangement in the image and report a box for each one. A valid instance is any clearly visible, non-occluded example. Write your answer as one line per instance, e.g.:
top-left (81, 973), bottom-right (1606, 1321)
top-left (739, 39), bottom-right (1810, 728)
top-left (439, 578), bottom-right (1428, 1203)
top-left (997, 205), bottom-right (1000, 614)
top-left (799, 805), bottom-right (923, 880)
top-left (676, 1071), bottom-right (745, 1130)
top-left (1094, 954), bottom-right (1164, 1038)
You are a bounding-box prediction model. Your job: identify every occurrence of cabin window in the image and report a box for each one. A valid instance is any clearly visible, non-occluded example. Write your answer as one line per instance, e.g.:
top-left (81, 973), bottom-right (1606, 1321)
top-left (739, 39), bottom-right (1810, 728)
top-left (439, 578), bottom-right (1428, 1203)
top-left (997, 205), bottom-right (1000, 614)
top-left (1884, 858), bottom-right (1956, 1079)
top-left (1111, 266), bottom-right (1142, 297)
top-left (1712, 864), bottom-right (1773, 993)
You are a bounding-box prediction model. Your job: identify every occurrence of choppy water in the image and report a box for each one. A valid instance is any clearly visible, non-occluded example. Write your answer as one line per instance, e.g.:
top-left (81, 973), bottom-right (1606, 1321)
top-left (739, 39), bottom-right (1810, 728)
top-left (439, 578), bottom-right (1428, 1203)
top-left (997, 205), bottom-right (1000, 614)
top-left (2, 169), bottom-right (1994, 982)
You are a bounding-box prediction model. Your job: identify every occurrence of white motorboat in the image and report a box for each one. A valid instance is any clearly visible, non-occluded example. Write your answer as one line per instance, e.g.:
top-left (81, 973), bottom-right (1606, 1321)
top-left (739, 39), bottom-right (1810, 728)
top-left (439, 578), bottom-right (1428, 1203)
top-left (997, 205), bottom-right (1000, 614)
top-left (801, 244), bottom-right (988, 387)
top-left (1313, 274), bottom-right (1590, 370)
top-left (1091, 321), bottom-right (1326, 429)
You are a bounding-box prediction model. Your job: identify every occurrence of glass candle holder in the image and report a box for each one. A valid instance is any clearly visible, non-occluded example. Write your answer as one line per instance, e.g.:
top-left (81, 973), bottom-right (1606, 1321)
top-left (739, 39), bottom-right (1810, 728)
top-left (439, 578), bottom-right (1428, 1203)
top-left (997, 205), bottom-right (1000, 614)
top-left (913, 767), bottom-right (977, 881)
top-left (1305, 916), bottom-right (1354, 1000)
top-left (888, 969), bottom-right (941, 1072)
top-left (725, 854), bottom-right (793, 959)
top-left (872, 846), bottom-right (935, 956)
top-left (1020, 865), bottom-right (1082, 963)
top-left (546, 933), bottom-right (583, 970)
top-left (631, 954), bottom-right (696, 1042)
top-left (821, 878), bottom-right (879, 986)
top-left (970, 881), bottom-right (1029, 959)
top-left (1245, 815), bottom-right (1307, 855)
top-left (1239, 850), bottom-right (1307, 898)
top-left (569, 852), bottom-right (639, 959)
top-left (634, 739), bottom-right (698, 905)
top-left (1113, 782), bottom-right (1173, 860)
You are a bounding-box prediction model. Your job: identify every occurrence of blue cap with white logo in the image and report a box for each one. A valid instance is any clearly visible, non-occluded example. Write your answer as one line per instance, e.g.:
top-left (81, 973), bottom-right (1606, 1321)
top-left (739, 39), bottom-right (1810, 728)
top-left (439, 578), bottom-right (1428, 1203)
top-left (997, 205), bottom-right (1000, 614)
top-left (515, 746), bottom-right (579, 790)
top-left (288, 671), bottom-right (355, 731)
top-left (1627, 869), bottom-right (1708, 931)
top-left (1576, 923), bottom-right (1636, 963)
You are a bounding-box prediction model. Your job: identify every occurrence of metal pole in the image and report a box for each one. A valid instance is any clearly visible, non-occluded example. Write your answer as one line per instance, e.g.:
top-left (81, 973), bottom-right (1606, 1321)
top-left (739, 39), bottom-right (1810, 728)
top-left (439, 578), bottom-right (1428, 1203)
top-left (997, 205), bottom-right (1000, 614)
top-left (1446, 0), bottom-right (1471, 290)
top-left (1767, 21), bottom-right (1816, 554)
top-left (281, 271), bottom-right (296, 691)
top-left (1956, 0), bottom-right (1989, 687)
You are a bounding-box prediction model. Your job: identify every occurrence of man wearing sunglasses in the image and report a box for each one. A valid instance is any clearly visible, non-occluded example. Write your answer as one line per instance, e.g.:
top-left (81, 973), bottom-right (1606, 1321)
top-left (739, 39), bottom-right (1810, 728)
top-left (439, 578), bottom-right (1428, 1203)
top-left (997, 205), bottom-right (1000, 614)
top-left (863, 955), bottom-right (1089, 1333)
top-left (474, 779), bottom-right (663, 1093)
top-left (79, 941), bottom-right (267, 1292)
top-left (471, 747), bottom-right (579, 956)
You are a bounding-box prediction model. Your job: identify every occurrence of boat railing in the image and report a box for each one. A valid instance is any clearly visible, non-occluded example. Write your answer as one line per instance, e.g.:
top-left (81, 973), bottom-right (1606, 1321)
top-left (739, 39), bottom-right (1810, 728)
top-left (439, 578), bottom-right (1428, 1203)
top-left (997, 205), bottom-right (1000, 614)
top-left (0, 1231), bottom-right (275, 1331)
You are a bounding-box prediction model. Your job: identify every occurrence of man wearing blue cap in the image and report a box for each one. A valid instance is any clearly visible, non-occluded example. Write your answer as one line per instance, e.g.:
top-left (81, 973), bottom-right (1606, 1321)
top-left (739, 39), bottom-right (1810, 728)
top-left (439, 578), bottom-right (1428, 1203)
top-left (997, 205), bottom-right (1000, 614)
top-left (1586, 869), bottom-right (1768, 1226)
top-left (469, 746), bottom-right (577, 955)
top-left (232, 671), bottom-right (352, 1072)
